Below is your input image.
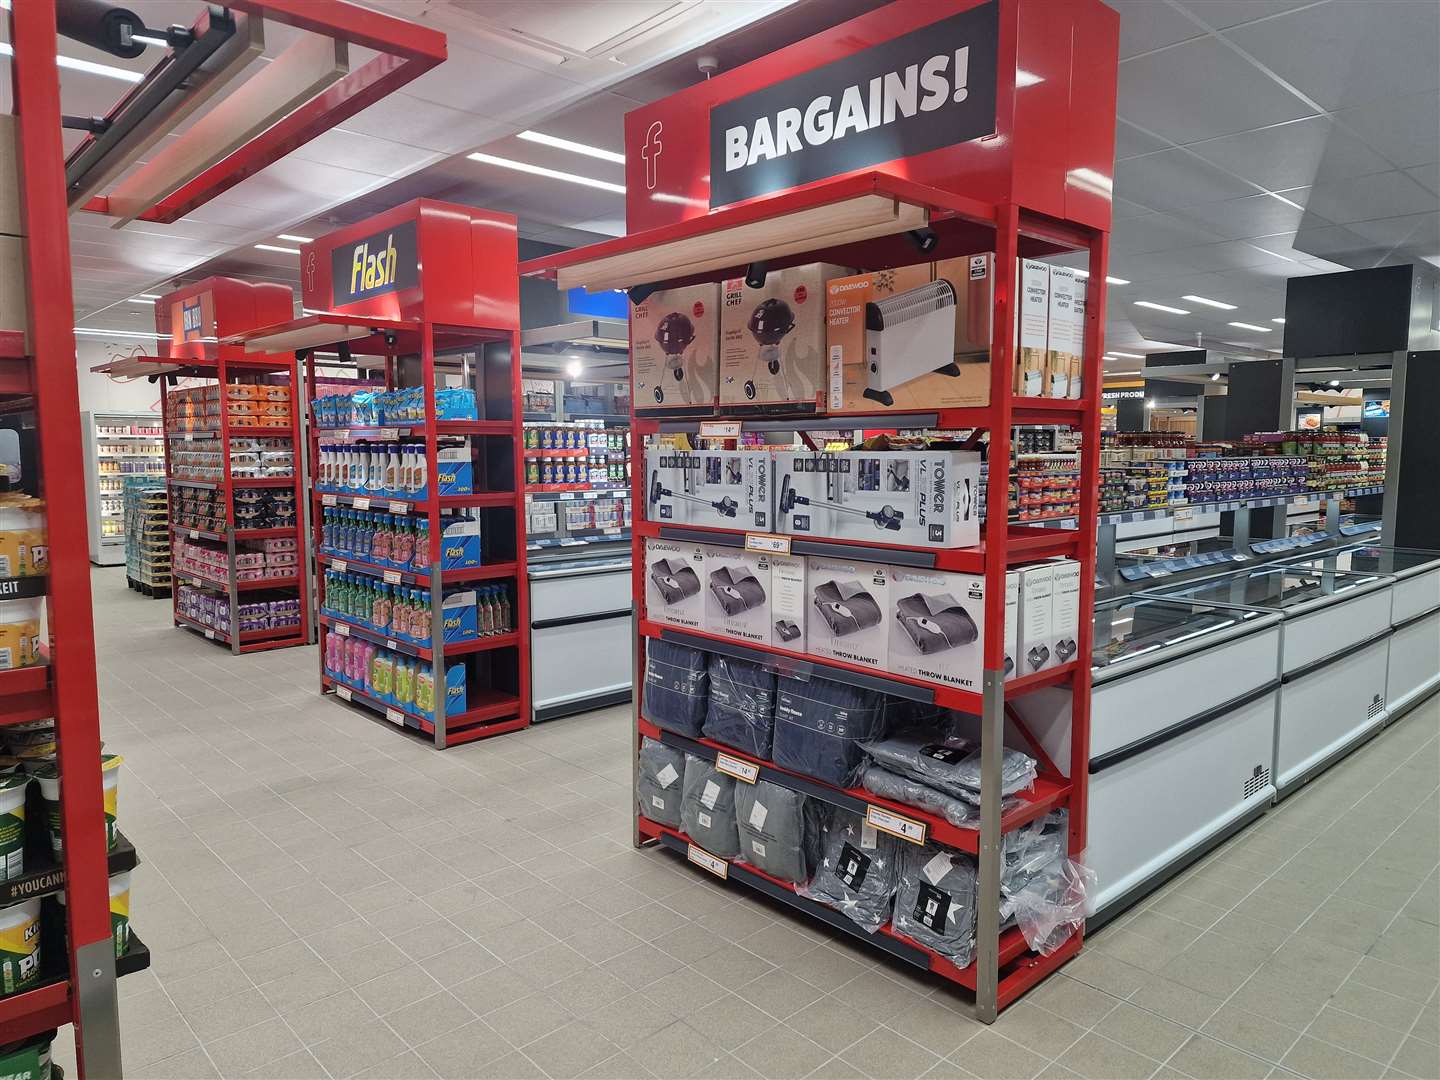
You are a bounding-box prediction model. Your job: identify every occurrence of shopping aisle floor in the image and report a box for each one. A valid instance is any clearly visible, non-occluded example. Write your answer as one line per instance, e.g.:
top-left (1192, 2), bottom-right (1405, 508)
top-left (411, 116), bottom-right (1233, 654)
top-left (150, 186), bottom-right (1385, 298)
top-left (69, 569), bottom-right (1439, 1080)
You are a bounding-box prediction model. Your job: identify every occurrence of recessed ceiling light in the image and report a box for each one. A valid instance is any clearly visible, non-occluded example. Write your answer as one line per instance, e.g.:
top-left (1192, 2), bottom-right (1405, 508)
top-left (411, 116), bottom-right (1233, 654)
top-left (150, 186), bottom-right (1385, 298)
top-left (254, 244), bottom-right (301, 255)
top-left (1181, 295), bottom-right (1237, 310)
top-left (1228, 321), bottom-right (1272, 332)
top-left (0, 43), bottom-right (144, 83)
top-left (517, 130), bottom-right (625, 165)
top-left (1272, 317), bottom-right (1286, 324)
top-left (468, 151), bottom-right (625, 194)
top-left (1109, 351), bottom-right (1145, 359)
top-left (565, 358), bottom-right (583, 378)
top-left (1135, 301), bottom-right (1190, 315)
top-left (277, 234), bottom-right (311, 244)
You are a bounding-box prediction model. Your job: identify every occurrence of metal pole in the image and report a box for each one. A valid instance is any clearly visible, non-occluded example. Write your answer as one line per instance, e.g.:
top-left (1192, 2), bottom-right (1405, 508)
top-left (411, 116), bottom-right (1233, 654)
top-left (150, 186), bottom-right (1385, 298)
top-left (974, 669), bottom-right (1005, 1024)
top-left (421, 324), bottom-right (445, 748)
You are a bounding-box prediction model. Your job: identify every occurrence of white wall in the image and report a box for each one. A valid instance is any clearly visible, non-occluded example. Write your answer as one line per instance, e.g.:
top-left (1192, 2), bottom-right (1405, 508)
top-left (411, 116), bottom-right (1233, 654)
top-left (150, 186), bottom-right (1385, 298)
top-left (74, 337), bottom-right (164, 418)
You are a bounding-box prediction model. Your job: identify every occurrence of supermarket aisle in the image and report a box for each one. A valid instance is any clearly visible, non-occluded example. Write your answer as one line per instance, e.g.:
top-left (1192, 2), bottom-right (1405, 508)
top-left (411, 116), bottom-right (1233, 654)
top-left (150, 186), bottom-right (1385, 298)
top-left (73, 567), bottom-right (1439, 1080)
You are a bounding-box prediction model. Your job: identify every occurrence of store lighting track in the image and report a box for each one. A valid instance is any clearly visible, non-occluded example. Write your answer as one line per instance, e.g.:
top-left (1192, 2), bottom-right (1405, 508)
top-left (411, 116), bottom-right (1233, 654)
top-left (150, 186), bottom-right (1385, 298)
top-left (556, 193), bottom-right (926, 293)
top-left (467, 152), bottom-right (626, 194)
top-left (517, 130), bottom-right (625, 164)
top-left (1181, 295), bottom-right (1236, 310)
top-left (1135, 301), bottom-right (1189, 315)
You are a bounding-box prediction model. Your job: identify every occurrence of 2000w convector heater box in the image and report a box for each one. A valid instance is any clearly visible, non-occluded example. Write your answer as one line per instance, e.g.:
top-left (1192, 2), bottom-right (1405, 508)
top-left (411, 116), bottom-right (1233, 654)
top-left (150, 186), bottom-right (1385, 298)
top-left (863, 279), bottom-right (959, 407)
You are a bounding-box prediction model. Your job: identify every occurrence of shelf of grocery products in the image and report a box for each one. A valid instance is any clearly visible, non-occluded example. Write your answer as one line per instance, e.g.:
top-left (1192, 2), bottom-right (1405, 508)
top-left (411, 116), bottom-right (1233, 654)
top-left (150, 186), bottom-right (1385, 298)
top-left (318, 612), bottom-right (519, 660)
top-left (0, 834), bottom-right (137, 908)
top-left (123, 479), bottom-right (170, 597)
top-left (321, 675), bottom-right (526, 743)
top-left (174, 571), bottom-right (300, 593)
top-left (639, 820), bottom-right (1055, 995)
top-left (0, 933), bottom-right (152, 1046)
top-left (174, 611), bottom-right (302, 646)
top-left (1099, 485), bottom-right (1386, 525)
top-left (311, 420), bottom-right (514, 439)
top-left (316, 552), bottom-right (517, 585)
top-left (640, 718), bottom-right (1071, 854)
top-left (317, 490), bottom-right (516, 511)
top-left (525, 487), bottom-right (629, 502)
top-left (638, 399), bottom-right (1088, 434)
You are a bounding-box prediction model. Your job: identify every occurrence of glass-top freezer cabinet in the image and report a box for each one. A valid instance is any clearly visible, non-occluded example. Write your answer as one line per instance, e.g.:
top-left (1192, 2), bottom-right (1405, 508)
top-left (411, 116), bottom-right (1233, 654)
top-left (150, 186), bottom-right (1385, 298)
top-left (1144, 564), bottom-right (1394, 796)
top-left (1013, 594), bottom-right (1283, 923)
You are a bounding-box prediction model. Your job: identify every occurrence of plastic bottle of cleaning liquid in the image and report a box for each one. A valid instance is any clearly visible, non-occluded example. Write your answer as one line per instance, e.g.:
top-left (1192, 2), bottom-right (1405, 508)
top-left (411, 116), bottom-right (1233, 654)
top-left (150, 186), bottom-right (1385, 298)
top-left (374, 583), bottom-right (391, 632)
top-left (384, 443), bottom-right (401, 497)
top-left (412, 444), bottom-right (427, 501)
top-left (498, 586), bottom-right (511, 633)
top-left (371, 515), bottom-right (391, 565)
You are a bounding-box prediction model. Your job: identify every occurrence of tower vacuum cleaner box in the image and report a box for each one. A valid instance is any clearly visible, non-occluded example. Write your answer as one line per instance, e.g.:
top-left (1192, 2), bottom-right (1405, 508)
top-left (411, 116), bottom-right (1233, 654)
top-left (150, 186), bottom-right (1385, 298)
top-left (888, 568), bottom-right (985, 692)
top-left (808, 556), bottom-right (891, 670)
top-left (643, 447), bottom-right (697, 525)
top-left (690, 450), bottom-right (774, 532)
top-left (630, 285), bottom-right (720, 412)
top-left (720, 263), bottom-right (852, 410)
top-left (703, 548), bottom-right (771, 645)
top-left (769, 553), bottom-right (808, 653)
top-left (644, 537), bottom-right (707, 629)
top-left (775, 450), bottom-right (981, 549)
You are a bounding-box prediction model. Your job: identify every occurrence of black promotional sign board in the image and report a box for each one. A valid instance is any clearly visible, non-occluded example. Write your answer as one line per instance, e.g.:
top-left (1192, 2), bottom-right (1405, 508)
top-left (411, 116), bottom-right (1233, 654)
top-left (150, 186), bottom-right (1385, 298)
top-left (331, 220), bottom-right (420, 305)
top-left (709, 1), bottom-right (999, 208)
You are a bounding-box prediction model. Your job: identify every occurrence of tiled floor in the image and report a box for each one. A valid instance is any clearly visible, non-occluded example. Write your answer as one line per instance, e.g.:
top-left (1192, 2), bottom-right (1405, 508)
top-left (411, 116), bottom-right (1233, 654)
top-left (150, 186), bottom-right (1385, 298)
top-left (53, 568), bottom-right (1440, 1080)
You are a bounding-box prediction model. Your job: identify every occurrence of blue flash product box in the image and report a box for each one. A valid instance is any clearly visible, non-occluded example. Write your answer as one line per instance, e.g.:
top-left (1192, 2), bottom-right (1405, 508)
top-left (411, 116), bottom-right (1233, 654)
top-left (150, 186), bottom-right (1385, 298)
top-left (434, 387), bottom-right (477, 420)
top-left (435, 446), bottom-right (474, 495)
top-left (442, 589), bottom-right (478, 642)
top-left (440, 516), bottom-right (481, 568)
top-left (445, 662), bottom-right (467, 716)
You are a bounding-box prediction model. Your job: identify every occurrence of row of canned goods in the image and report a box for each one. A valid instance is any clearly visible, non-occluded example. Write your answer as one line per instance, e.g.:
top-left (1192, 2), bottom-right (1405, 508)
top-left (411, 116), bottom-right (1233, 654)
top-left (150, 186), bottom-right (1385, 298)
top-left (525, 458), bottom-right (627, 486)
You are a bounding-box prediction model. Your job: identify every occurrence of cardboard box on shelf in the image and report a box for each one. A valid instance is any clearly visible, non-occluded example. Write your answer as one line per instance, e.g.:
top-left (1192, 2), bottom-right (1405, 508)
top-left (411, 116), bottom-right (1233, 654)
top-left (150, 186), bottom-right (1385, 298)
top-left (1019, 562), bottom-right (1056, 674)
top-left (1015, 259), bottom-right (1050, 397)
top-left (808, 556), bottom-right (890, 671)
top-left (888, 568), bottom-right (985, 692)
top-left (643, 446), bottom-right (698, 525)
top-left (630, 284), bottom-right (720, 412)
top-left (1050, 559), bottom-right (1082, 667)
top-left (644, 537), bottom-right (707, 629)
top-left (1046, 266), bottom-right (1078, 399)
top-left (720, 262), bottom-right (852, 410)
top-left (1069, 278), bottom-right (1086, 400)
top-left (1004, 569), bottom-right (1021, 682)
top-left (0, 117), bottom-right (21, 239)
top-left (769, 552), bottom-right (808, 653)
top-left (703, 548), bottom-right (771, 645)
top-left (691, 449), bottom-right (774, 532)
top-left (775, 449), bottom-right (981, 549)
top-left (0, 236), bottom-right (29, 342)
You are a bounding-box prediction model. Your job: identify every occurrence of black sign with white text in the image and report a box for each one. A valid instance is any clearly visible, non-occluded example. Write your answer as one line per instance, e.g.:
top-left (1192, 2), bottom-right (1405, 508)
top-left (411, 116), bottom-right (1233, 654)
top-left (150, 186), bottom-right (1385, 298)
top-left (331, 220), bottom-right (419, 306)
top-left (709, 1), bottom-right (999, 208)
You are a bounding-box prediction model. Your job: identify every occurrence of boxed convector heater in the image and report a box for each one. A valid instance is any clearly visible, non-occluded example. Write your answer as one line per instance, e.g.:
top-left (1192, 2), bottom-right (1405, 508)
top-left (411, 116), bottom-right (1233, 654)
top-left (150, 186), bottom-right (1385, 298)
top-left (862, 278), bottom-right (959, 407)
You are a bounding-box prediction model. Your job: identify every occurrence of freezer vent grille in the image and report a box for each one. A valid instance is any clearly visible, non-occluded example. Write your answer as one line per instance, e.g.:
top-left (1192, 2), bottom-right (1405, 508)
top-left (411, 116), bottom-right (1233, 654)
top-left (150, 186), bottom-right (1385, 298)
top-left (1243, 764), bottom-right (1270, 800)
top-left (1367, 694), bottom-right (1386, 720)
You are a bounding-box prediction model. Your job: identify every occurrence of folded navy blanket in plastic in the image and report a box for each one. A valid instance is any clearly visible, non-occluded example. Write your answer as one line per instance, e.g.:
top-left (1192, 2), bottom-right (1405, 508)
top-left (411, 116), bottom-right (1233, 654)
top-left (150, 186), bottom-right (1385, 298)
top-left (642, 640), bottom-right (709, 738)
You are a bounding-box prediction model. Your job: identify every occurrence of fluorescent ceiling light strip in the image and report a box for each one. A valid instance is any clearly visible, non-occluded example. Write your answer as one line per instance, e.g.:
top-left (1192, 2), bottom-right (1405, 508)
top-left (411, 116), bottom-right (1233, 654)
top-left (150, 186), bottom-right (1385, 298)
top-left (138, 294), bottom-right (162, 300)
top-left (467, 151), bottom-right (625, 194)
top-left (74, 327), bottom-right (171, 339)
top-left (1272, 317), bottom-right (1286, 324)
top-left (126, 297), bottom-right (155, 305)
top-left (1228, 321), bottom-right (1273, 332)
top-left (255, 244), bottom-right (301, 255)
top-left (0, 44), bottom-right (145, 83)
top-left (1109, 351), bottom-right (1145, 359)
top-left (1073, 269), bottom-right (1131, 285)
top-left (517, 130), bottom-right (625, 165)
top-left (1134, 301), bottom-right (1189, 315)
top-left (1181, 295), bottom-right (1237, 310)
top-left (277, 234), bottom-right (311, 244)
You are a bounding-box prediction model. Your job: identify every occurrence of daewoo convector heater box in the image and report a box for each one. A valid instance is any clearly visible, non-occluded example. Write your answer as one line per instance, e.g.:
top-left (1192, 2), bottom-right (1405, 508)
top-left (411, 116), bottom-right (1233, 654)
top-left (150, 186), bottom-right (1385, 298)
top-left (861, 279), bottom-right (959, 408)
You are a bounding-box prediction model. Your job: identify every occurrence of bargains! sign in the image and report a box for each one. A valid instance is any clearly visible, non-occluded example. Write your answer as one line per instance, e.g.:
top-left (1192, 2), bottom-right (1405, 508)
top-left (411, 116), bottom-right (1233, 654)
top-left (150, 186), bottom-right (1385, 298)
top-left (709, 1), bottom-right (999, 208)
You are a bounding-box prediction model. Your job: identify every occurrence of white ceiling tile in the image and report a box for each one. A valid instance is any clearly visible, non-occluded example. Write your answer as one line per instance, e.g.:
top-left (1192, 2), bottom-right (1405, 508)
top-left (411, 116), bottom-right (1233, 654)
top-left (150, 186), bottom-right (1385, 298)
top-left (1224, 1), bottom-right (1440, 110)
top-left (1405, 164), bottom-right (1439, 196)
top-left (1113, 197), bottom-right (1157, 221)
top-left (1114, 120), bottom-right (1172, 161)
top-left (288, 130), bottom-right (446, 180)
top-left (1118, 37), bottom-right (1315, 144)
top-left (1289, 222), bottom-right (1391, 264)
top-left (1168, 239), bottom-right (1299, 273)
top-left (343, 92), bottom-right (519, 155)
top-left (1114, 149), bottom-right (1257, 211)
top-left (401, 43), bottom-right (585, 114)
top-left (1345, 212), bottom-right (1439, 254)
top-left (1304, 170), bottom-right (1438, 225)
top-left (1188, 116), bottom-right (1392, 192)
top-left (1111, 212), bottom-right (1226, 255)
top-left (1108, 0), bottom-right (1205, 59)
top-left (1176, 190), bottom-right (1315, 241)
top-left (1332, 91), bottom-right (1440, 169)
top-left (1177, 0), bottom-right (1316, 30)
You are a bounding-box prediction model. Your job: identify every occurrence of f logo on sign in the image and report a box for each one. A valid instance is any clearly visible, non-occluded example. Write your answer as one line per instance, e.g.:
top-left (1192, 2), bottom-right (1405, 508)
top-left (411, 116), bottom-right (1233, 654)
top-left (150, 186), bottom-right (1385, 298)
top-left (643, 121), bottom-right (663, 190)
top-left (304, 251), bottom-right (317, 293)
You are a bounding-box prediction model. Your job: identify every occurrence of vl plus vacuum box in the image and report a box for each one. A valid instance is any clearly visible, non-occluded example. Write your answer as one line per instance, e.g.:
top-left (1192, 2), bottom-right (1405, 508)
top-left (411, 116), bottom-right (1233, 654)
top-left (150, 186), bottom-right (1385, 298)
top-left (775, 450), bottom-right (981, 549)
top-left (630, 285), bottom-right (720, 411)
top-left (720, 263), bottom-right (852, 410)
top-left (703, 548), bottom-right (771, 644)
top-left (888, 568), bottom-right (985, 692)
top-left (643, 447), bottom-right (773, 531)
top-left (644, 537), bottom-right (707, 629)
top-left (808, 556), bottom-right (891, 670)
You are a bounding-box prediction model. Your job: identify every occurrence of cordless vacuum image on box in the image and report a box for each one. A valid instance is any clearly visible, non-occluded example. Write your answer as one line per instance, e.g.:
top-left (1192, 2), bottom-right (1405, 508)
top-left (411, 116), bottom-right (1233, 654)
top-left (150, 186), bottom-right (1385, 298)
top-left (708, 564), bottom-right (766, 616)
top-left (651, 312), bottom-right (695, 405)
top-left (863, 279), bottom-right (960, 407)
top-left (778, 471), bottom-right (904, 532)
top-left (742, 298), bottom-right (795, 401)
top-left (812, 579), bottom-right (883, 635)
top-left (895, 593), bottom-right (978, 655)
top-left (648, 469), bottom-right (738, 520)
top-left (649, 558), bottom-right (701, 604)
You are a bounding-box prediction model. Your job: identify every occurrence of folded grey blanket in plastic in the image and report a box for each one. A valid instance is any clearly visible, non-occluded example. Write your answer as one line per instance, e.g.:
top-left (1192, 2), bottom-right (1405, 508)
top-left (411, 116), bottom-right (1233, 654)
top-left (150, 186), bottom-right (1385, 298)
top-left (642, 640), bottom-right (710, 738)
top-left (702, 654), bottom-right (777, 759)
top-left (859, 765), bottom-right (1026, 829)
top-left (680, 754), bottom-right (741, 858)
top-left (636, 736), bottom-right (687, 829)
top-left (801, 806), bottom-right (901, 932)
top-left (734, 780), bottom-right (820, 884)
top-left (891, 843), bottom-right (978, 966)
top-left (1002, 810), bottom-right (1068, 900)
top-left (862, 729), bottom-right (1037, 800)
top-left (772, 676), bottom-right (908, 788)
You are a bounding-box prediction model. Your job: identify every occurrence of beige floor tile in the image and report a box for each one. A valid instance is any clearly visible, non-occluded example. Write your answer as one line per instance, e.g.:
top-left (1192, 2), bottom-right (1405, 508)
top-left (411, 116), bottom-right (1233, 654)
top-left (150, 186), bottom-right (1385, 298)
top-left (1279, 1035), bottom-right (1388, 1080)
top-left (950, 1030), bottom-right (1050, 1079)
top-left (628, 1020), bottom-right (728, 1079)
top-left (731, 1024), bottom-right (832, 1079)
top-left (843, 1027), bottom-right (944, 1079)
top-left (1054, 1033), bottom-right (1157, 1080)
top-left (1199, 1003), bottom-right (1299, 1062)
top-left (1169, 1033), bottom-right (1272, 1080)
top-left (786, 996), bottom-right (881, 1054)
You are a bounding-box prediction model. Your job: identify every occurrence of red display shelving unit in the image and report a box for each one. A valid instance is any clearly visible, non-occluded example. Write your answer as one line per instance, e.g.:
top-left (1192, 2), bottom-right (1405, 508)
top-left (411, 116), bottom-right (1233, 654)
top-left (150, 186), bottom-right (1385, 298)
top-left (0, 1), bottom-right (145, 1072)
top-left (236, 200), bottom-right (530, 749)
top-left (93, 278), bottom-right (311, 655)
top-left (522, 0), bottom-right (1117, 1021)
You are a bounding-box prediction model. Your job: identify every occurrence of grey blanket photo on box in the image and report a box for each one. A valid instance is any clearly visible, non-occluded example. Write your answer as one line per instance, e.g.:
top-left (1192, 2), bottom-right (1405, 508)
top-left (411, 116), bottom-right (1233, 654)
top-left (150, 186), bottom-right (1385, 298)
top-left (771, 675), bottom-right (891, 788)
top-left (642, 640), bottom-right (710, 738)
top-left (734, 780), bottom-right (820, 884)
top-left (680, 754), bottom-right (742, 857)
top-left (863, 729), bottom-right (1037, 800)
top-left (702, 654), bottom-right (778, 759)
top-left (802, 806), bottom-right (902, 932)
top-left (636, 736), bottom-right (687, 829)
top-left (891, 843), bottom-right (978, 966)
